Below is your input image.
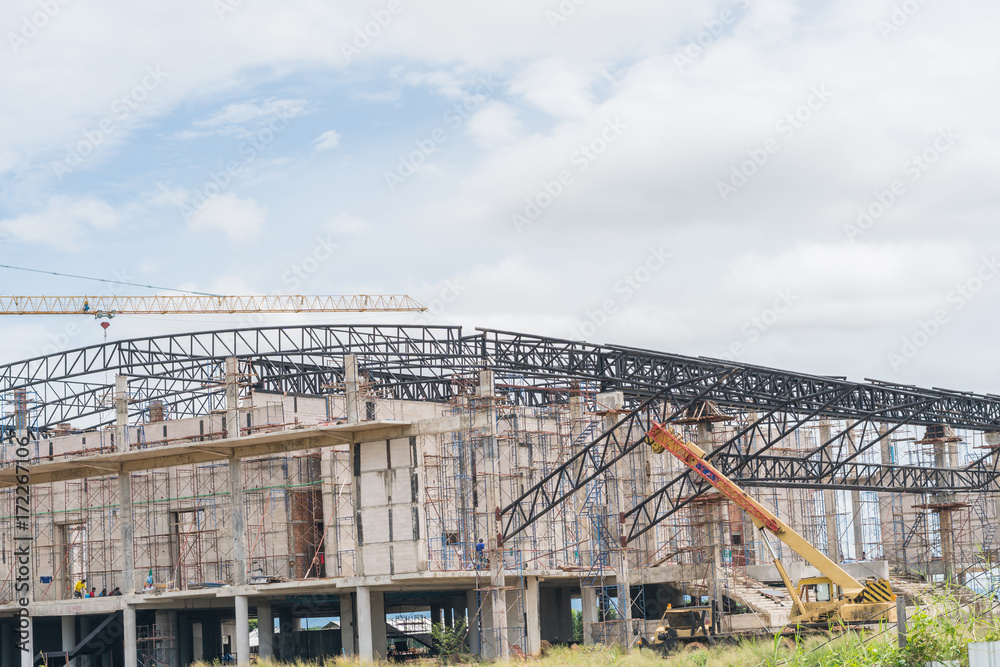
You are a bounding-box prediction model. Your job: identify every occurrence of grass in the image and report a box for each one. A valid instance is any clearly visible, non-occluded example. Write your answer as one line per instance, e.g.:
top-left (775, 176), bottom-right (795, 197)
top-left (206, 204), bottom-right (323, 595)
top-left (189, 592), bottom-right (1000, 667)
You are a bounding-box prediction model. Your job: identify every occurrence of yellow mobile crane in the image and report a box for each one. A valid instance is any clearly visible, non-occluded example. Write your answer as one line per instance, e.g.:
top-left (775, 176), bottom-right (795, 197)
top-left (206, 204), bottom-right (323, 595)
top-left (645, 422), bottom-right (896, 627)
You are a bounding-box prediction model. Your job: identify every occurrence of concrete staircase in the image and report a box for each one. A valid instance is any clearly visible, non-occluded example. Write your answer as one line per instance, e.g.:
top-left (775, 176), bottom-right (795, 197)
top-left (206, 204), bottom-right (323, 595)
top-left (720, 568), bottom-right (792, 631)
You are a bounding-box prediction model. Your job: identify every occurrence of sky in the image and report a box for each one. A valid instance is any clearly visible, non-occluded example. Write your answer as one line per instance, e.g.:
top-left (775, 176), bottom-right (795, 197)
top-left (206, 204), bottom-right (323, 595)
top-left (1, 0), bottom-right (999, 394)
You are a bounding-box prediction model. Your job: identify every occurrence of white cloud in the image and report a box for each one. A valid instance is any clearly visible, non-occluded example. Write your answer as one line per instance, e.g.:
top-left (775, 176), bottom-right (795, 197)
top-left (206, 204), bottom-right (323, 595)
top-left (187, 193), bottom-right (267, 240)
top-left (195, 98), bottom-right (308, 128)
top-left (0, 196), bottom-right (120, 248)
top-left (466, 102), bottom-right (520, 148)
top-left (313, 129), bottom-right (341, 152)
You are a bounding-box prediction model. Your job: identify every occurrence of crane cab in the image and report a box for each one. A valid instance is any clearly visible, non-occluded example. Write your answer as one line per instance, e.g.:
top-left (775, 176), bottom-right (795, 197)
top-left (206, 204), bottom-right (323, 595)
top-left (793, 576), bottom-right (897, 625)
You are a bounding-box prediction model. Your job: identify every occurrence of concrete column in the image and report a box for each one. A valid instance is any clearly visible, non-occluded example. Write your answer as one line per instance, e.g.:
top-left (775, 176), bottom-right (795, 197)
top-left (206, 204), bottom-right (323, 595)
top-left (431, 604), bottom-right (442, 627)
top-left (355, 587), bottom-right (386, 661)
top-left (235, 595), bottom-right (250, 665)
top-left (581, 588), bottom-right (599, 645)
top-left (466, 589), bottom-right (480, 655)
top-left (878, 425), bottom-right (895, 561)
top-left (115, 375), bottom-right (129, 452)
top-left (851, 490), bottom-right (865, 559)
top-left (600, 390), bottom-right (631, 646)
top-left (356, 587), bottom-right (374, 661)
top-left (371, 590), bottom-right (386, 660)
top-left (345, 355), bottom-right (360, 424)
top-left (167, 611), bottom-right (180, 667)
top-left (451, 596), bottom-right (466, 631)
top-left (123, 605), bottom-right (137, 667)
top-left (258, 599), bottom-right (274, 659)
top-left (695, 422), bottom-right (722, 637)
top-left (340, 593), bottom-right (355, 656)
top-left (525, 577), bottom-right (541, 656)
top-left (229, 457), bottom-right (247, 586)
top-left (14, 392), bottom-right (34, 667)
top-left (102, 655), bottom-right (111, 667)
top-left (191, 622), bottom-right (203, 661)
top-left (818, 421), bottom-right (841, 563)
top-left (480, 370), bottom-right (509, 659)
top-left (225, 357), bottom-right (240, 438)
top-left (119, 471), bottom-right (135, 594)
top-left (443, 605), bottom-right (454, 629)
top-left (62, 616), bottom-right (76, 667)
top-left (321, 447), bottom-right (338, 576)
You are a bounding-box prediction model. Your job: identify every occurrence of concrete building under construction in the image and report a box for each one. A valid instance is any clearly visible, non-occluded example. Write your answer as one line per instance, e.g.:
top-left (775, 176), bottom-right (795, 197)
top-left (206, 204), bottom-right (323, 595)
top-left (1, 325), bottom-right (998, 666)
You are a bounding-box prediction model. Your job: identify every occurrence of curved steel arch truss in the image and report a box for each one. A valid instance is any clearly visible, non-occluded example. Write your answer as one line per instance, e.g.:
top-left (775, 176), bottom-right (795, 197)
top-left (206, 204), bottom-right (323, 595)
top-left (2, 325), bottom-right (1000, 436)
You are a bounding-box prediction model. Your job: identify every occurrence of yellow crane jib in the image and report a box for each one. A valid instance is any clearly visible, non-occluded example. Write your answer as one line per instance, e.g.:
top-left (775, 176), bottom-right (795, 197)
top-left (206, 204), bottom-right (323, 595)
top-left (645, 422), bottom-right (896, 627)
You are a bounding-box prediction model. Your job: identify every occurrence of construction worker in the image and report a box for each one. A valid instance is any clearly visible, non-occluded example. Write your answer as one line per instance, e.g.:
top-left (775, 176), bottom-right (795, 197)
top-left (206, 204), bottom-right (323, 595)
top-left (73, 578), bottom-right (87, 598)
top-left (475, 538), bottom-right (486, 569)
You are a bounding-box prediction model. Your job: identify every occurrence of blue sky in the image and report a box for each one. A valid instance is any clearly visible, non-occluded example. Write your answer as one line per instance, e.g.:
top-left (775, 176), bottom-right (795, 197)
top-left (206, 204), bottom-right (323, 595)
top-left (2, 0), bottom-right (1000, 393)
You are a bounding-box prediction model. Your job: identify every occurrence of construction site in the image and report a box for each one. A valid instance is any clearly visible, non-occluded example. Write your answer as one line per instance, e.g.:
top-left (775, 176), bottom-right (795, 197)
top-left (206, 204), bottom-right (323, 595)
top-left (1, 324), bottom-right (999, 666)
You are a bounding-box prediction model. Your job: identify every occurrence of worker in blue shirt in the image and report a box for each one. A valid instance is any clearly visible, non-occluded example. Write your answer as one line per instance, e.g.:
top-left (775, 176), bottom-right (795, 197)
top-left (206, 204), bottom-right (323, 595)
top-left (475, 538), bottom-right (486, 569)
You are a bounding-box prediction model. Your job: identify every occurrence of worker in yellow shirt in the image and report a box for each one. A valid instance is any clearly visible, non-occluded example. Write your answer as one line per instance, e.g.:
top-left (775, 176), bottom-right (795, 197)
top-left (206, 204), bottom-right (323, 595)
top-left (73, 578), bottom-right (87, 598)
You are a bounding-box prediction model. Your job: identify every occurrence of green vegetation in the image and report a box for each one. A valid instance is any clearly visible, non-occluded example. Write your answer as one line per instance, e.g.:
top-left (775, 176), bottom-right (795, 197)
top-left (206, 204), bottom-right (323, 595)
top-left (431, 619), bottom-right (469, 661)
top-left (189, 592), bottom-right (1000, 667)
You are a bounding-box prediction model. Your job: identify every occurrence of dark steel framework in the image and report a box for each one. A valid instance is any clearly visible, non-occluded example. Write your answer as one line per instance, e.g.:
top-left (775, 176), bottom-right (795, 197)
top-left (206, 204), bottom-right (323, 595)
top-left (2, 324), bottom-right (999, 541)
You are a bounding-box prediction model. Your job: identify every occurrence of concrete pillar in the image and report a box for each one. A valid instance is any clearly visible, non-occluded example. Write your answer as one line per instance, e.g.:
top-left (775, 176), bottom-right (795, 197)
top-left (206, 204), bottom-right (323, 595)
top-left (62, 616), bottom-right (76, 667)
top-left (340, 593), bottom-right (356, 656)
top-left (431, 604), bottom-right (442, 627)
top-left (525, 577), bottom-right (541, 656)
top-left (225, 357), bottom-right (240, 438)
top-left (818, 420), bottom-right (841, 563)
top-left (581, 588), bottom-right (599, 645)
top-left (878, 425), bottom-right (895, 560)
top-left (443, 605), bottom-right (454, 629)
top-left (191, 622), bottom-right (203, 661)
top-left (371, 590), bottom-right (386, 660)
top-left (321, 447), bottom-right (338, 576)
top-left (599, 390), bottom-right (631, 646)
top-left (167, 611), bottom-right (179, 667)
top-left (257, 599), bottom-right (274, 659)
top-left (357, 587), bottom-right (373, 661)
top-left (115, 374), bottom-right (129, 451)
top-left (154, 610), bottom-right (174, 667)
top-left (466, 589), bottom-right (480, 655)
top-left (123, 605), bottom-right (137, 667)
top-left (14, 392), bottom-right (34, 667)
top-left (119, 470), bottom-right (135, 594)
top-left (345, 355), bottom-right (360, 424)
top-left (102, 655), bottom-right (111, 667)
top-left (234, 595), bottom-right (250, 665)
top-left (480, 370), bottom-right (509, 659)
top-left (695, 421), bottom-right (722, 636)
top-left (116, 375), bottom-right (136, 595)
top-left (355, 587), bottom-right (386, 661)
top-left (229, 458), bottom-right (247, 586)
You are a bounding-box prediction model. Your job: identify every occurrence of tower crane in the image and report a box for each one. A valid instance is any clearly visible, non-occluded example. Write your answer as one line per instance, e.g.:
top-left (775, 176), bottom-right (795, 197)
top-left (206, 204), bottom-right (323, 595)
top-left (0, 294), bottom-right (425, 318)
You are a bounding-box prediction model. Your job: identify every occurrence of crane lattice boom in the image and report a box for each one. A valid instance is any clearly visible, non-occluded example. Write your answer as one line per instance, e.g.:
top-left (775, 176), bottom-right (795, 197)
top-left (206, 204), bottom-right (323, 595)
top-left (0, 294), bottom-right (426, 315)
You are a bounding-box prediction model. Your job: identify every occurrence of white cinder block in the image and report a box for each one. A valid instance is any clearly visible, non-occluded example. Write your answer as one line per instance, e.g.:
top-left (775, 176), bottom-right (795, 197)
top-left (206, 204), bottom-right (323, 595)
top-left (360, 440), bottom-right (388, 472)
